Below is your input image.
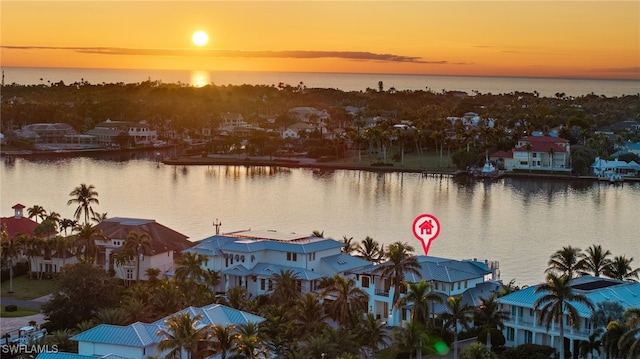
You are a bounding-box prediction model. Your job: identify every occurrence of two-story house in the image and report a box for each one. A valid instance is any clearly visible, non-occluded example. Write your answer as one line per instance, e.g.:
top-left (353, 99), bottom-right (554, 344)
top-left (94, 217), bottom-right (194, 281)
top-left (348, 256), bottom-right (502, 327)
top-left (497, 276), bottom-right (640, 358)
top-left (501, 135), bottom-right (571, 172)
top-left (183, 230), bottom-right (371, 297)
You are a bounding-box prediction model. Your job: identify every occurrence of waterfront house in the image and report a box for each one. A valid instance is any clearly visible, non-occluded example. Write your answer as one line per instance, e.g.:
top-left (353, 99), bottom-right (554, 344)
top-left (590, 156), bottom-right (640, 177)
top-left (45, 304), bottom-right (264, 359)
top-left (93, 217), bottom-right (193, 281)
top-left (86, 120), bottom-right (158, 147)
top-left (0, 204), bottom-right (38, 240)
top-left (348, 256), bottom-right (502, 327)
top-left (507, 135), bottom-right (571, 172)
top-left (184, 229), bottom-right (371, 297)
top-left (496, 276), bottom-right (640, 358)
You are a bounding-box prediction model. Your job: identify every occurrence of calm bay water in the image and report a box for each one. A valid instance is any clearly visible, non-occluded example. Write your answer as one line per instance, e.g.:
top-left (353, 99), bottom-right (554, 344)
top-left (2, 66), bottom-right (639, 98)
top-left (1, 155), bottom-right (638, 286)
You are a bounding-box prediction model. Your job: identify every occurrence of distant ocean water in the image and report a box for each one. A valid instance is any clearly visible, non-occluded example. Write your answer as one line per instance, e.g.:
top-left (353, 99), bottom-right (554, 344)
top-left (2, 66), bottom-right (639, 98)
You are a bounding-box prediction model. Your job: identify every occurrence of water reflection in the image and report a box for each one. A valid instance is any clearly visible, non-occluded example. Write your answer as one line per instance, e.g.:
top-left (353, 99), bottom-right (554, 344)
top-left (190, 71), bottom-right (210, 88)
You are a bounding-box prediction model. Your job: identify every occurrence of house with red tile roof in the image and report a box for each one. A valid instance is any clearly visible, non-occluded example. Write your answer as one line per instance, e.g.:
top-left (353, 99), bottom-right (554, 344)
top-left (492, 135), bottom-right (571, 172)
top-left (0, 204), bottom-right (38, 239)
top-left (93, 217), bottom-right (194, 281)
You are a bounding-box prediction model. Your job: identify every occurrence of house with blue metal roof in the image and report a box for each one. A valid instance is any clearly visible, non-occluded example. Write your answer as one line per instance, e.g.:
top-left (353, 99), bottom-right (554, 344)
top-left (348, 255), bottom-right (502, 327)
top-left (62, 304), bottom-right (264, 359)
top-left (496, 276), bottom-right (640, 357)
top-left (184, 229), bottom-right (372, 297)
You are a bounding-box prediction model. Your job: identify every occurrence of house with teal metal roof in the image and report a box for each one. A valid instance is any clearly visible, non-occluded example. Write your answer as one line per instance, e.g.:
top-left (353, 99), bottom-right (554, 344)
top-left (348, 255), bottom-right (502, 327)
top-left (62, 304), bottom-right (264, 359)
top-left (184, 229), bottom-right (372, 297)
top-left (496, 276), bottom-right (640, 358)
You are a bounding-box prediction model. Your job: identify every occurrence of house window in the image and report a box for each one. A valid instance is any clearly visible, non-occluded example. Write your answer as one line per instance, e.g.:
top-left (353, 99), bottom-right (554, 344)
top-left (362, 276), bottom-right (370, 288)
top-left (268, 279), bottom-right (273, 291)
top-left (511, 306), bottom-right (516, 316)
top-left (383, 302), bottom-right (389, 318)
top-left (260, 279), bottom-right (265, 290)
top-left (286, 252), bottom-right (297, 261)
top-left (457, 282), bottom-right (461, 290)
top-left (507, 328), bottom-right (515, 341)
top-left (518, 308), bottom-right (524, 318)
top-left (434, 282), bottom-right (439, 290)
top-left (525, 330), bottom-right (533, 343)
top-left (450, 283), bottom-right (454, 291)
top-left (464, 280), bottom-right (468, 288)
top-left (225, 257), bottom-right (229, 267)
top-left (529, 309), bottom-right (534, 316)
top-left (126, 269), bottom-right (134, 280)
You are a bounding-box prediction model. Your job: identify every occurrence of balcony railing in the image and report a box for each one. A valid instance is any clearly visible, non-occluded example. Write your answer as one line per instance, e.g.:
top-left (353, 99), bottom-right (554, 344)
top-left (375, 289), bottom-right (390, 297)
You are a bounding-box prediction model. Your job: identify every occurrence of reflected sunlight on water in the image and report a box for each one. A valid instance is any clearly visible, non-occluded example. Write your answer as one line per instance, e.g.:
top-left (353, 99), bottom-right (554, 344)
top-left (1, 157), bottom-right (638, 285)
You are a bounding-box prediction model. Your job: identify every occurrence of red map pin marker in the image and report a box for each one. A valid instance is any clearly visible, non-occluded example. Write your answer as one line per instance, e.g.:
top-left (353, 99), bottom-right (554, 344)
top-left (412, 214), bottom-right (441, 255)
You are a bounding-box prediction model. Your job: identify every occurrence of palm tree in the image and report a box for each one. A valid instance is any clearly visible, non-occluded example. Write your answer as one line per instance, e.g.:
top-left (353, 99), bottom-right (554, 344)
top-left (602, 320), bottom-right (627, 359)
top-left (91, 212), bottom-right (108, 223)
top-left (294, 293), bottom-right (328, 336)
top-left (579, 244), bottom-right (612, 277)
top-left (356, 236), bottom-right (383, 263)
top-left (271, 269), bottom-right (301, 306)
top-left (174, 252), bottom-right (208, 284)
top-left (358, 312), bottom-right (390, 359)
top-left (311, 230), bottom-right (324, 238)
top-left (151, 280), bottom-right (187, 317)
top-left (158, 312), bottom-right (211, 359)
top-left (375, 241), bottom-right (421, 308)
top-left (604, 255), bottom-right (639, 282)
top-left (123, 230), bottom-right (152, 282)
top-left (578, 329), bottom-right (602, 359)
top-left (533, 273), bottom-right (595, 359)
top-left (474, 293), bottom-right (510, 348)
top-left (27, 205), bottom-right (47, 223)
top-left (619, 308), bottom-right (640, 359)
top-left (441, 295), bottom-right (474, 359)
top-left (391, 321), bottom-right (432, 359)
top-left (210, 324), bottom-right (237, 359)
top-left (119, 297), bottom-right (156, 324)
top-left (396, 279), bottom-right (443, 328)
top-left (0, 225), bottom-right (20, 293)
top-left (67, 183), bottom-right (99, 224)
top-left (320, 274), bottom-right (368, 325)
top-left (341, 235), bottom-right (356, 254)
top-left (73, 223), bottom-right (108, 264)
top-left (231, 322), bottom-right (267, 359)
top-left (546, 246), bottom-right (584, 279)
top-left (58, 218), bottom-right (77, 236)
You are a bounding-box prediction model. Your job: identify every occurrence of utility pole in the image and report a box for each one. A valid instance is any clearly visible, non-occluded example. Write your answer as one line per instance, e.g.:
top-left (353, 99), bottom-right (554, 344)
top-left (213, 218), bottom-right (222, 235)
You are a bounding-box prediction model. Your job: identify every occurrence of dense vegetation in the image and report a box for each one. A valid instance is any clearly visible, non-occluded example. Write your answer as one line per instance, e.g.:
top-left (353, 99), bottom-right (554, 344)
top-left (2, 81), bottom-right (639, 174)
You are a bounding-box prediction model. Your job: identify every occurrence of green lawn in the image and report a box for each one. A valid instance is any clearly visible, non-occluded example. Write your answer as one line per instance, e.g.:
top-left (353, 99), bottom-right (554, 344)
top-left (0, 307), bottom-right (40, 317)
top-left (324, 151), bottom-right (457, 172)
top-left (1, 275), bottom-right (56, 300)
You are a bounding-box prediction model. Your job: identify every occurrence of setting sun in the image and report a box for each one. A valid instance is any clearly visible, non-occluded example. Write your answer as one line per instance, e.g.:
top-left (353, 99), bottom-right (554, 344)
top-left (192, 31), bottom-right (208, 47)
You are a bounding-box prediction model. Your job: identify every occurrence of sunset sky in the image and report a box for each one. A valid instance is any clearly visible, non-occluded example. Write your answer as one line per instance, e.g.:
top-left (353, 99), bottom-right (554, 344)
top-left (1, 1), bottom-right (639, 80)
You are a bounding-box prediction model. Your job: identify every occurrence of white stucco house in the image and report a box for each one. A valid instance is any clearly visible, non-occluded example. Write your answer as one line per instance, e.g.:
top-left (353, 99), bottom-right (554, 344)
top-left (183, 229), bottom-right (371, 297)
top-left (496, 276), bottom-right (640, 358)
top-left (94, 217), bottom-right (194, 281)
top-left (348, 256), bottom-right (503, 327)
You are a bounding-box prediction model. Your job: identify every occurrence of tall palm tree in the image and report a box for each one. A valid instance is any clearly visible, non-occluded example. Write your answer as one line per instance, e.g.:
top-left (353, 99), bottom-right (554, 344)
top-left (151, 279), bottom-right (187, 317)
top-left (356, 236), bottom-right (383, 263)
top-left (579, 244), bottom-right (612, 277)
top-left (546, 246), bottom-right (584, 279)
top-left (0, 225), bottom-right (21, 293)
top-left (604, 255), bottom-right (639, 282)
top-left (271, 269), bottom-right (301, 306)
top-left (58, 218), bottom-right (77, 236)
top-left (158, 312), bottom-right (212, 359)
top-left (67, 183), bottom-right (100, 224)
top-left (602, 320), bottom-right (627, 359)
top-left (73, 223), bottom-right (108, 264)
top-left (123, 230), bottom-right (152, 282)
top-left (294, 293), bottom-right (328, 336)
top-left (396, 279), bottom-right (443, 328)
top-left (27, 204), bottom-right (47, 223)
top-left (474, 294), bottom-right (510, 331)
top-left (320, 274), bottom-right (368, 325)
top-left (391, 321), bottom-right (432, 359)
top-left (578, 329), bottom-right (602, 359)
top-left (533, 273), bottom-right (595, 359)
top-left (375, 241), bottom-right (421, 308)
top-left (441, 295), bottom-right (474, 359)
top-left (91, 212), bottom-right (108, 224)
top-left (210, 324), bottom-right (237, 359)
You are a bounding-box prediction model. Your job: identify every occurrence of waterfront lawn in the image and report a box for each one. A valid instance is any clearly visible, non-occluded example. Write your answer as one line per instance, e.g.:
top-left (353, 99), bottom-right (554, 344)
top-left (0, 307), bottom-right (40, 317)
top-left (327, 151), bottom-right (456, 172)
top-left (1, 275), bottom-right (56, 300)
